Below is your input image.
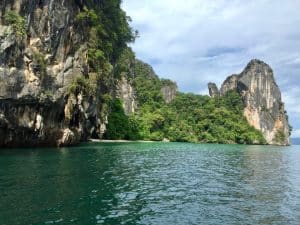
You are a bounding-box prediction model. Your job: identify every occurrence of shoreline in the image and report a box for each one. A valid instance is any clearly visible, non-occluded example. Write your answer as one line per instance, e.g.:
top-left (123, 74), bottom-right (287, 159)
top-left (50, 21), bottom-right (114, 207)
top-left (87, 139), bottom-right (292, 146)
top-left (88, 139), bottom-right (157, 143)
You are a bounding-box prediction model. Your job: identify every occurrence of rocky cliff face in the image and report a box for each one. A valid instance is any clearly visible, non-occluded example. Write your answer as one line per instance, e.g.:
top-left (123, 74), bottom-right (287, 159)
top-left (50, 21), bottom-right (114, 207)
top-left (117, 59), bottom-right (177, 110)
top-left (117, 76), bottom-right (137, 115)
top-left (1, 3), bottom-right (290, 147)
top-left (161, 82), bottom-right (177, 103)
top-left (0, 1), bottom-right (129, 147)
top-left (208, 59), bottom-right (290, 146)
top-left (208, 82), bottom-right (220, 98)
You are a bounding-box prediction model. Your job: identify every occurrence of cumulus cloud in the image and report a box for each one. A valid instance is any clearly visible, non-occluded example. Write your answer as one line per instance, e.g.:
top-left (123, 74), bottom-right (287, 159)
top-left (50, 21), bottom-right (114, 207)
top-left (122, 0), bottom-right (300, 135)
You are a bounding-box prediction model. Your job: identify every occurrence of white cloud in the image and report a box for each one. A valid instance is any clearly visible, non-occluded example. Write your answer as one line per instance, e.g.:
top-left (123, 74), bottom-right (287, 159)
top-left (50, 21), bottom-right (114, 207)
top-left (292, 129), bottom-right (300, 138)
top-left (122, 0), bottom-right (300, 131)
top-left (282, 87), bottom-right (300, 114)
top-left (282, 87), bottom-right (300, 138)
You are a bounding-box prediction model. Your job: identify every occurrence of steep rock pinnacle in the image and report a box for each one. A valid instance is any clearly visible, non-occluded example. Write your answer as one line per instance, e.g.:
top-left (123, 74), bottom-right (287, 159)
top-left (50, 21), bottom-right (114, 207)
top-left (209, 59), bottom-right (290, 146)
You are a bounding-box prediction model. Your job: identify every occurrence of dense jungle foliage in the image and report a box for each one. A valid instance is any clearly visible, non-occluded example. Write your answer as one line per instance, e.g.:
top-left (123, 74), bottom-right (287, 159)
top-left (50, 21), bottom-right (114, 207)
top-left (104, 47), bottom-right (266, 144)
top-left (69, 1), bottom-right (265, 144)
top-left (68, 0), bottom-right (137, 125)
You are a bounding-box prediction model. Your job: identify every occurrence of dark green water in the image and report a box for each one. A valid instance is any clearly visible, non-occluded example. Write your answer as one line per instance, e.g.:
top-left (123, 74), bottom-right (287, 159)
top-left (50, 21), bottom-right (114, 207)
top-left (1, 143), bottom-right (300, 225)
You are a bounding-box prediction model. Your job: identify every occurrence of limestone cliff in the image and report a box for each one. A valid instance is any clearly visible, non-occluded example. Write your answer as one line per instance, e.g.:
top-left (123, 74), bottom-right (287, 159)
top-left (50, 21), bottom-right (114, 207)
top-left (1, 3), bottom-right (290, 147)
top-left (0, 1), bottom-right (132, 147)
top-left (208, 82), bottom-right (219, 98)
top-left (160, 81), bottom-right (178, 103)
top-left (208, 59), bottom-right (290, 146)
top-left (117, 76), bottom-right (137, 115)
top-left (117, 58), bottom-right (177, 111)
top-left (115, 49), bottom-right (137, 115)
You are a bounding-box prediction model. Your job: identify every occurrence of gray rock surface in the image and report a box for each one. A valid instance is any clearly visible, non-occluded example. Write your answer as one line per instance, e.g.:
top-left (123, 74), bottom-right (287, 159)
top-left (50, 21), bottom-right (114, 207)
top-left (208, 82), bottom-right (219, 98)
top-left (117, 76), bottom-right (137, 115)
top-left (161, 83), bottom-right (177, 103)
top-left (0, 1), bottom-right (107, 147)
top-left (214, 59), bottom-right (290, 146)
top-left (220, 74), bottom-right (239, 96)
top-left (132, 59), bottom-right (178, 104)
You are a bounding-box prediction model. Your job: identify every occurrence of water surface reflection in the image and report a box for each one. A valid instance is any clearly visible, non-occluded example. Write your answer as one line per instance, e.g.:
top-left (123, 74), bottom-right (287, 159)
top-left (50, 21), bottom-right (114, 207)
top-left (0, 143), bottom-right (299, 225)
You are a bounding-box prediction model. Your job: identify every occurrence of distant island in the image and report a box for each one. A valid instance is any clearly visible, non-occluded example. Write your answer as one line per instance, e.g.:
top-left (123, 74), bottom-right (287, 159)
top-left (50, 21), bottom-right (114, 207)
top-left (0, 1), bottom-right (291, 147)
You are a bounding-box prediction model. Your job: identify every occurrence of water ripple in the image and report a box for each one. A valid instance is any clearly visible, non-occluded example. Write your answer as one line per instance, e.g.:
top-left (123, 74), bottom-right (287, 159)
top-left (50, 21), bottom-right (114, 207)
top-left (0, 143), bottom-right (300, 225)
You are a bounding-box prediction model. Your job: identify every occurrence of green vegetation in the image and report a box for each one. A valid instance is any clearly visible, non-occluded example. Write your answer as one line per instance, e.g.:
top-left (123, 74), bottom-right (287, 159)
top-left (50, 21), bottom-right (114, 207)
top-left (274, 129), bottom-right (286, 144)
top-left (32, 50), bottom-right (55, 89)
top-left (130, 91), bottom-right (266, 144)
top-left (75, 2), bottom-right (136, 64)
top-left (4, 11), bottom-right (26, 38)
top-left (67, 2), bottom-right (266, 145)
top-left (107, 89), bottom-right (266, 144)
top-left (105, 48), bottom-right (266, 144)
top-left (0, 3), bottom-right (267, 145)
top-left (39, 90), bottom-right (54, 102)
top-left (133, 60), bottom-right (166, 106)
top-left (69, 2), bottom-right (136, 93)
top-left (68, 76), bottom-right (93, 96)
top-left (67, 1), bottom-right (136, 127)
top-left (32, 51), bottom-right (47, 78)
top-left (104, 99), bottom-right (140, 140)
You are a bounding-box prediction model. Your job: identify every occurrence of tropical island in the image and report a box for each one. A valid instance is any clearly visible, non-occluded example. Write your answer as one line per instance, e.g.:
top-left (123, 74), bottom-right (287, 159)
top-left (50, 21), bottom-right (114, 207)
top-left (0, 1), bottom-right (291, 147)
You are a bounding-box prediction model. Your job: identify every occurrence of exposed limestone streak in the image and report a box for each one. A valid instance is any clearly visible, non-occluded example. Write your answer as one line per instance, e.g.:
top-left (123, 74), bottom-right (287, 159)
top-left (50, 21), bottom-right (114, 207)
top-left (117, 76), bottom-right (137, 115)
top-left (161, 84), bottom-right (177, 103)
top-left (239, 60), bottom-right (289, 145)
top-left (0, 1), bottom-right (107, 147)
top-left (208, 59), bottom-right (290, 146)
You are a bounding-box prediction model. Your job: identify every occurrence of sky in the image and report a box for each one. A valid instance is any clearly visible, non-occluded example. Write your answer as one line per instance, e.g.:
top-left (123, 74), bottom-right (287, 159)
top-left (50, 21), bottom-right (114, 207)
top-left (122, 0), bottom-right (300, 138)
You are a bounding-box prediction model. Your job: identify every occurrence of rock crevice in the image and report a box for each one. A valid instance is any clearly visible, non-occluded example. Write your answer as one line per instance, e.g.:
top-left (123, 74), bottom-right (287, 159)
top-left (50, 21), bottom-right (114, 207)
top-left (0, 1), bottom-right (108, 147)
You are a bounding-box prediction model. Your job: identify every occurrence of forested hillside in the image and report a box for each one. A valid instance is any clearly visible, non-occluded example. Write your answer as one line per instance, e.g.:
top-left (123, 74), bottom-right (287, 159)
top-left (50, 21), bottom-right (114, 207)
top-left (104, 49), bottom-right (266, 144)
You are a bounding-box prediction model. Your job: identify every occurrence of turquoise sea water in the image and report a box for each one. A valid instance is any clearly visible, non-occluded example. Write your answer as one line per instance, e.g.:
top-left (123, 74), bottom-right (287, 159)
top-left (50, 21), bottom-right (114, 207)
top-left (0, 142), bottom-right (300, 225)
